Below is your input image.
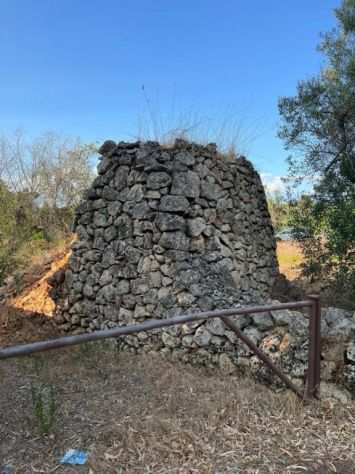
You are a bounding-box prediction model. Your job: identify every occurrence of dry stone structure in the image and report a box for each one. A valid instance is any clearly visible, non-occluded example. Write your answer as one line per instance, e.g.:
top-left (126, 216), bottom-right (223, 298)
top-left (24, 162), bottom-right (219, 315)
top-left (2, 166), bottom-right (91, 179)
top-left (51, 139), bottom-right (355, 399)
top-left (53, 139), bottom-right (278, 333)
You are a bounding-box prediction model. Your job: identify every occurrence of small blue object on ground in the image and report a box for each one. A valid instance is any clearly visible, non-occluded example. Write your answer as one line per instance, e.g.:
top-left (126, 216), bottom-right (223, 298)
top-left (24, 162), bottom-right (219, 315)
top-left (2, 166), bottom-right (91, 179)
top-left (60, 449), bottom-right (88, 465)
top-left (2, 466), bottom-right (11, 474)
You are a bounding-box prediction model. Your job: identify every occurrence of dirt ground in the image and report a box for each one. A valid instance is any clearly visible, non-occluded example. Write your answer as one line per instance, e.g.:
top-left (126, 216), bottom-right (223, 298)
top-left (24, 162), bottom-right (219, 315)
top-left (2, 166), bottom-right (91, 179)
top-left (0, 245), bottom-right (68, 349)
top-left (1, 347), bottom-right (355, 474)
top-left (0, 304), bottom-right (61, 349)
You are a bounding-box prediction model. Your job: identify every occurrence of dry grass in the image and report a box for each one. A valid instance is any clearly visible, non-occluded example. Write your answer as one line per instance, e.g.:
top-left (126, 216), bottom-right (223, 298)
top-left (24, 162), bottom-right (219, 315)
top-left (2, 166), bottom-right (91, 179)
top-left (1, 346), bottom-right (354, 473)
top-left (277, 241), bottom-right (304, 280)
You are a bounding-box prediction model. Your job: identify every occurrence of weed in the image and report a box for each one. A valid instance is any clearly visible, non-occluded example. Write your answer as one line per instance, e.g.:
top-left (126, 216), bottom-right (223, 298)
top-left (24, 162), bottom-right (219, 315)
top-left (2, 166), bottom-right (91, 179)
top-left (31, 354), bottom-right (48, 376)
top-left (136, 88), bottom-right (260, 156)
top-left (115, 466), bottom-right (126, 474)
top-left (30, 382), bottom-right (56, 435)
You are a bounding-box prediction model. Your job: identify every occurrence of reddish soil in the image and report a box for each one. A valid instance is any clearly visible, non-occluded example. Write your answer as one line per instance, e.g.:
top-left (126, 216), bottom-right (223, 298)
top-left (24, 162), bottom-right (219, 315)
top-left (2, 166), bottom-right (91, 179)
top-left (11, 251), bottom-right (70, 317)
top-left (0, 248), bottom-right (69, 348)
top-left (0, 304), bottom-right (61, 348)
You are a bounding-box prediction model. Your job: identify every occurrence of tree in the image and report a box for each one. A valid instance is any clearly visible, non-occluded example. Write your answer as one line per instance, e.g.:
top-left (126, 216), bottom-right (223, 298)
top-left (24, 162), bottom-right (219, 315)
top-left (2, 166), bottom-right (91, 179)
top-left (279, 0), bottom-right (355, 186)
top-left (0, 131), bottom-right (95, 207)
top-left (0, 131), bottom-right (96, 283)
top-left (278, 0), bottom-right (355, 296)
top-left (0, 131), bottom-right (96, 233)
top-left (266, 190), bottom-right (290, 233)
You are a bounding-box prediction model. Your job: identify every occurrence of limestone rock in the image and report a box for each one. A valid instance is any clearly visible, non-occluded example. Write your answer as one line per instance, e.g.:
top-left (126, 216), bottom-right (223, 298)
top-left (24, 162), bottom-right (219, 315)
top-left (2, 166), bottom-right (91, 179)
top-left (252, 311), bottom-right (274, 331)
top-left (205, 318), bottom-right (225, 336)
top-left (162, 332), bottom-right (180, 348)
top-left (107, 202), bottom-right (122, 217)
top-left (187, 218), bottom-right (206, 237)
top-left (194, 327), bottom-right (212, 347)
top-left (93, 212), bottom-right (110, 228)
top-left (98, 140), bottom-right (116, 156)
top-left (115, 215), bottom-right (132, 239)
top-left (175, 151), bottom-right (195, 167)
top-left (270, 309), bottom-right (293, 326)
top-left (219, 353), bottom-right (236, 374)
top-left (320, 382), bottom-right (352, 403)
top-left (155, 213), bottom-right (186, 232)
top-left (182, 335), bottom-right (195, 348)
top-left (119, 308), bottom-right (133, 324)
top-left (159, 232), bottom-right (190, 251)
top-left (147, 172), bottom-right (172, 190)
top-left (328, 318), bottom-right (355, 338)
top-left (160, 195), bottom-right (190, 213)
top-left (323, 307), bottom-right (352, 326)
top-left (200, 180), bottom-right (223, 201)
top-left (344, 365), bottom-right (355, 393)
top-left (117, 280), bottom-right (130, 295)
top-left (171, 171), bottom-right (200, 198)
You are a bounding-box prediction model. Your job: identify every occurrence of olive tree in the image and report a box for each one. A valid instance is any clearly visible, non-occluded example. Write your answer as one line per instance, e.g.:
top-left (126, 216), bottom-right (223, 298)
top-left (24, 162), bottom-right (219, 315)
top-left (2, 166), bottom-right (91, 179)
top-left (278, 0), bottom-right (355, 298)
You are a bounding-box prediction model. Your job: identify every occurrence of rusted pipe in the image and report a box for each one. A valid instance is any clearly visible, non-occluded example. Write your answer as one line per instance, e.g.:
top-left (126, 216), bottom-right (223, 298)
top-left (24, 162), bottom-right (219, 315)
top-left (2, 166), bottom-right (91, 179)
top-left (220, 316), bottom-right (304, 399)
top-left (0, 301), bottom-right (312, 360)
top-left (305, 295), bottom-right (321, 400)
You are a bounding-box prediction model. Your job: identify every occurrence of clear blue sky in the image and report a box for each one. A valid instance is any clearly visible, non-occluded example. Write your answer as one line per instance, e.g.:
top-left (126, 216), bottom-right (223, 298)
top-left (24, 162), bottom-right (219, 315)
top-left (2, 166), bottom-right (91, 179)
top-left (0, 0), bottom-right (340, 190)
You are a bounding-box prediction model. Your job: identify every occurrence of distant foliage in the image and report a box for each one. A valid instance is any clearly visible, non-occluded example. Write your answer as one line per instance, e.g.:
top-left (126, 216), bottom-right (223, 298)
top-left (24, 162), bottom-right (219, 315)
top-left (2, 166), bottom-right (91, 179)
top-left (0, 131), bottom-right (96, 284)
top-left (266, 191), bottom-right (291, 233)
top-left (278, 0), bottom-right (355, 296)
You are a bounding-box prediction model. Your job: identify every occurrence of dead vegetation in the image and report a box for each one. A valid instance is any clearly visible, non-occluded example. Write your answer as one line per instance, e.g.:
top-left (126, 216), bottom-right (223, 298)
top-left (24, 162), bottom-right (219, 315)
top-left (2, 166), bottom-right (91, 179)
top-left (1, 346), bottom-right (354, 473)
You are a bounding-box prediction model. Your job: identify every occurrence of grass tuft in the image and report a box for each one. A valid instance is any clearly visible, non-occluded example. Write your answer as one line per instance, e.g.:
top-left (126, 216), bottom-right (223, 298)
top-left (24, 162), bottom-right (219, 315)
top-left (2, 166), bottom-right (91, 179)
top-left (30, 382), bottom-right (56, 435)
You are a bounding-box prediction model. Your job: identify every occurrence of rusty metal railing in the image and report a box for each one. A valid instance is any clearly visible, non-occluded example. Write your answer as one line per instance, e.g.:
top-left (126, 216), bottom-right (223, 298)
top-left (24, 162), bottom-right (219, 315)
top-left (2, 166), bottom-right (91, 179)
top-left (0, 296), bottom-right (321, 400)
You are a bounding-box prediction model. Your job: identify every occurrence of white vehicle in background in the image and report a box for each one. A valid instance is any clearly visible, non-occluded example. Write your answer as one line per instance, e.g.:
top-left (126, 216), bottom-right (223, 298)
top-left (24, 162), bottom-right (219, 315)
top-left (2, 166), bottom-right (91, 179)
top-left (275, 227), bottom-right (293, 241)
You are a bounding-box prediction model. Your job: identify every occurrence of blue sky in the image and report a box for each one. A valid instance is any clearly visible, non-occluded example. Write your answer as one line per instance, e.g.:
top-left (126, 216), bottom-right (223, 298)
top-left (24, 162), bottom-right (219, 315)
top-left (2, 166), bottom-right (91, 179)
top-left (0, 0), bottom-right (340, 191)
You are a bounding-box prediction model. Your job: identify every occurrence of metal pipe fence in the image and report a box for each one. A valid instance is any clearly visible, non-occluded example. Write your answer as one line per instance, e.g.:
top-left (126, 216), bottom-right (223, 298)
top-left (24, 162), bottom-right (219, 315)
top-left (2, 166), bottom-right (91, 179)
top-left (0, 296), bottom-right (321, 400)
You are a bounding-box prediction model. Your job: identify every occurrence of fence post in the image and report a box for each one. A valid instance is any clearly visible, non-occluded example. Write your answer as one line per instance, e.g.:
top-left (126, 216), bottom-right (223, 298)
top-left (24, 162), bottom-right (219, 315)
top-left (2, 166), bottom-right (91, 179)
top-left (305, 294), bottom-right (321, 400)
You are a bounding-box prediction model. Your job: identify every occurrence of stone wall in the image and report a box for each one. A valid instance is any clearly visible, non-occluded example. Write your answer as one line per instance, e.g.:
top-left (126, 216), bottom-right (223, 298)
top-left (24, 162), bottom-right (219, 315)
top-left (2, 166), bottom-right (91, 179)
top-left (239, 305), bottom-right (355, 400)
top-left (53, 139), bottom-right (278, 332)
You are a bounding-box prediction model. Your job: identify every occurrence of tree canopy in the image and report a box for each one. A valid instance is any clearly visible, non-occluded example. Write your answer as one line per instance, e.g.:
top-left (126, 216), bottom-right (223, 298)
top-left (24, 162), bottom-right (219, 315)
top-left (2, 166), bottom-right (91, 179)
top-left (278, 0), bottom-right (355, 296)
